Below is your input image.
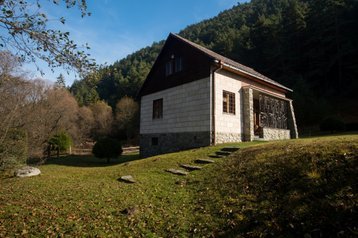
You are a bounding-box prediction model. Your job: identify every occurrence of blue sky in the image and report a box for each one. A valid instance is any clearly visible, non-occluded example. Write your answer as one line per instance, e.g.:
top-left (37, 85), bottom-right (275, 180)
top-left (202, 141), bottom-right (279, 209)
top-left (24, 0), bottom-right (247, 85)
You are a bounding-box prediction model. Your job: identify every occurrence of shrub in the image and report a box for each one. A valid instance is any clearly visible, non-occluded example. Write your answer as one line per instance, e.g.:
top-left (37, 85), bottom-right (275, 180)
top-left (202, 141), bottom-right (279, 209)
top-left (48, 132), bottom-right (72, 152)
top-left (0, 129), bottom-right (28, 170)
top-left (92, 138), bottom-right (122, 163)
top-left (320, 116), bottom-right (345, 133)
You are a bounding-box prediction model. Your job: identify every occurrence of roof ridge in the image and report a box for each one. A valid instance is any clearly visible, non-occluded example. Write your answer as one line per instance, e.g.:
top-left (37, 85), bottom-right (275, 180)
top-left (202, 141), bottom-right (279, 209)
top-left (169, 33), bottom-right (292, 92)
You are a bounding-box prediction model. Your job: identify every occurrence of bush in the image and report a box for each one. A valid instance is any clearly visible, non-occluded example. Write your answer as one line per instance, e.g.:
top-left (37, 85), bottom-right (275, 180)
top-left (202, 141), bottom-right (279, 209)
top-left (48, 132), bottom-right (72, 152)
top-left (320, 116), bottom-right (345, 133)
top-left (92, 138), bottom-right (122, 163)
top-left (0, 129), bottom-right (28, 170)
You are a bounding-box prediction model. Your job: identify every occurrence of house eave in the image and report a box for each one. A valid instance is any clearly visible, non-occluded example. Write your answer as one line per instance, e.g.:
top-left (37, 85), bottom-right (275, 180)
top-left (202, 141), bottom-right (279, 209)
top-left (214, 60), bottom-right (293, 93)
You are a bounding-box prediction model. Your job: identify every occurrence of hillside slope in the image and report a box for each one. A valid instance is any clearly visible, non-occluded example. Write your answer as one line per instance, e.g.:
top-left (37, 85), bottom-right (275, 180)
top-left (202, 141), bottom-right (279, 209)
top-left (0, 135), bottom-right (357, 237)
top-left (71, 0), bottom-right (358, 129)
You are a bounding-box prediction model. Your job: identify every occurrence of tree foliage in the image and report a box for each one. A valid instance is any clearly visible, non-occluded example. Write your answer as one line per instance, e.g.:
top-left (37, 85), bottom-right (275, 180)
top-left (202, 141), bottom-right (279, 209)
top-left (0, 51), bottom-right (97, 168)
top-left (0, 0), bottom-right (95, 75)
top-left (115, 96), bottom-right (139, 143)
top-left (92, 138), bottom-right (122, 163)
top-left (48, 132), bottom-right (72, 152)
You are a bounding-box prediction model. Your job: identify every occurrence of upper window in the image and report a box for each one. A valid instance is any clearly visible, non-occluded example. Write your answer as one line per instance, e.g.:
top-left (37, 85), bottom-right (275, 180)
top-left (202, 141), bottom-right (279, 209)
top-left (223, 91), bottom-right (235, 114)
top-left (165, 56), bottom-right (182, 76)
top-left (165, 61), bottom-right (173, 76)
top-left (175, 57), bottom-right (182, 72)
top-left (153, 98), bottom-right (163, 119)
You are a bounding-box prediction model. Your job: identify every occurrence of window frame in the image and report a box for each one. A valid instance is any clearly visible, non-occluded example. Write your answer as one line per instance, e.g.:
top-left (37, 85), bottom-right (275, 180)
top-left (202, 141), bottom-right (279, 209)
top-left (165, 55), bottom-right (183, 76)
top-left (152, 98), bottom-right (163, 120)
top-left (223, 90), bottom-right (236, 115)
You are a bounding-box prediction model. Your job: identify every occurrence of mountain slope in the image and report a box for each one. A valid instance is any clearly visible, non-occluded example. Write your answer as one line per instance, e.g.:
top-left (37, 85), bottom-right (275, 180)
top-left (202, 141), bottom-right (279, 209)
top-left (71, 0), bottom-right (358, 130)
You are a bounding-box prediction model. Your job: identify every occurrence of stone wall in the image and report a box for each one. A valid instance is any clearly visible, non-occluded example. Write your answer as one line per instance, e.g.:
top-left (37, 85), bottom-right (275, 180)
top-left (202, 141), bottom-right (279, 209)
top-left (262, 127), bottom-right (290, 140)
top-left (242, 87), bottom-right (254, 141)
top-left (140, 132), bottom-right (211, 158)
top-left (214, 70), bottom-right (243, 139)
top-left (215, 132), bottom-right (242, 144)
top-left (140, 77), bottom-right (211, 134)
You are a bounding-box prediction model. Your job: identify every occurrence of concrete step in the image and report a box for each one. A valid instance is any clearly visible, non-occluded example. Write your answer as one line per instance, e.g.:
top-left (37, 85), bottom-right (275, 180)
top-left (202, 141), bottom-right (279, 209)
top-left (180, 164), bottom-right (202, 171)
top-left (165, 169), bottom-right (189, 176)
top-left (208, 155), bottom-right (224, 159)
top-left (194, 159), bottom-right (215, 164)
top-left (221, 147), bottom-right (240, 152)
top-left (215, 151), bottom-right (231, 156)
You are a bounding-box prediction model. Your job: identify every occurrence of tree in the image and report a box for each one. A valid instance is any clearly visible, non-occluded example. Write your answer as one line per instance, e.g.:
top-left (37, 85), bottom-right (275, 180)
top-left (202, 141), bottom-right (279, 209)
top-left (55, 74), bottom-right (66, 88)
top-left (0, 51), bottom-right (83, 165)
top-left (92, 138), bottom-right (122, 163)
top-left (48, 132), bottom-right (72, 158)
top-left (89, 101), bottom-right (113, 139)
top-left (0, 0), bottom-right (95, 75)
top-left (115, 96), bottom-right (139, 143)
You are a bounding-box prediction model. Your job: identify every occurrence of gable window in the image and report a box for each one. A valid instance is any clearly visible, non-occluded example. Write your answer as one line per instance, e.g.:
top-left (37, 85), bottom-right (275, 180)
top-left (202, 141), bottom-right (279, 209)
top-left (175, 57), bottom-right (182, 72)
top-left (223, 90), bottom-right (235, 114)
top-left (153, 98), bottom-right (163, 119)
top-left (165, 61), bottom-right (173, 76)
top-left (165, 55), bottom-right (183, 76)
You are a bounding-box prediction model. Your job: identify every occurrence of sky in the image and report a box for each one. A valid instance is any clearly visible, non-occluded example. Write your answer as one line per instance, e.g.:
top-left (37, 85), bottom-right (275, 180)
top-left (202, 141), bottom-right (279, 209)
top-left (23, 0), bottom-right (247, 86)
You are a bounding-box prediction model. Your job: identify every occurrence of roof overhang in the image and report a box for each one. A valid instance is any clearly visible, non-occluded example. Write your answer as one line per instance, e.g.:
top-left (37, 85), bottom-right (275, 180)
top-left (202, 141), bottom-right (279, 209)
top-left (214, 60), bottom-right (293, 93)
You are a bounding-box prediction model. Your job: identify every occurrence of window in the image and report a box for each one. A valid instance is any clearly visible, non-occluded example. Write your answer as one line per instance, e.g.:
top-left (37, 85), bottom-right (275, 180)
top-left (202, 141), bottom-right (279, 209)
top-left (175, 57), bottom-right (182, 72)
top-left (223, 91), bottom-right (235, 114)
top-left (151, 137), bottom-right (158, 146)
top-left (165, 61), bottom-right (173, 76)
top-left (152, 98), bottom-right (163, 119)
top-left (165, 55), bottom-right (183, 76)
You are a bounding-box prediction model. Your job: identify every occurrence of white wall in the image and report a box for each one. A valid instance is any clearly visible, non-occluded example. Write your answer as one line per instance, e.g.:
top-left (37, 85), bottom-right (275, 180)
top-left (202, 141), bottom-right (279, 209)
top-left (214, 70), bottom-right (243, 136)
top-left (140, 77), bottom-right (211, 134)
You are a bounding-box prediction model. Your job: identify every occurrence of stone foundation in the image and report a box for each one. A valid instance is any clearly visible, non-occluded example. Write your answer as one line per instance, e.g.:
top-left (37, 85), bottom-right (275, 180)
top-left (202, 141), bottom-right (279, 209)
top-left (262, 127), bottom-right (290, 140)
top-left (215, 132), bottom-right (242, 144)
top-left (140, 131), bottom-right (211, 158)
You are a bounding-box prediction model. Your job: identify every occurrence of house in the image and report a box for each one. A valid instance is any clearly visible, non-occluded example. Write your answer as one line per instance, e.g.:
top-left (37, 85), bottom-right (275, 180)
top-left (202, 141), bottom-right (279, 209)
top-left (138, 33), bottom-right (298, 157)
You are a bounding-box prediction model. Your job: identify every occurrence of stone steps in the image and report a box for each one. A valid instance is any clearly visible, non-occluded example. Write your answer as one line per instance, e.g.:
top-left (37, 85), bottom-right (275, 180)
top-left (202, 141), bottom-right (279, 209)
top-left (194, 159), bottom-right (215, 164)
top-left (208, 155), bottom-right (224, 159)
top-left (165, 168), bottom-right (189, 176)
top-left (221, 147), bottom-right (240, 152)
top-left (180, 164), bottom-right (202, 171)
top-left (215, 151), bottom-right (232, 156)
top-left (129, 147), bottom-right (241, 182)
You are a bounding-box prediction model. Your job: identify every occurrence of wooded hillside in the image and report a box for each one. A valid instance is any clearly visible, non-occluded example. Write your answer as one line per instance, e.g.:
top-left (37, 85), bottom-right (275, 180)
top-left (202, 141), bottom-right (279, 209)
top-left (70, 0), bottom-right (358, 132)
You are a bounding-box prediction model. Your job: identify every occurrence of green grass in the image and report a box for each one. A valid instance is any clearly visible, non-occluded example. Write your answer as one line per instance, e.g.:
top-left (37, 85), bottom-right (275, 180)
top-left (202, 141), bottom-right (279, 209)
top-left (0, 136), bottom-right (357, 237)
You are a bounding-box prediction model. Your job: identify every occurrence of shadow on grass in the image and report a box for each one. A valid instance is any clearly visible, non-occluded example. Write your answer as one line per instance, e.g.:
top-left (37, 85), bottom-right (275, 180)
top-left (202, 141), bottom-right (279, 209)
top-left (44, 153), bottom-right (141, 167)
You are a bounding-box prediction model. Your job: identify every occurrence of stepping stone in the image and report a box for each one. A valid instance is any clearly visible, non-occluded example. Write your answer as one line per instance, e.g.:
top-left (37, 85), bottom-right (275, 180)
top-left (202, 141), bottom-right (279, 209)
top-left (215, 151), bottom-right (231, 156)
top-left (208, 155), bottom-right (224, 159)
top-left (221, 147), bottom-right (240, 152)
top-left (180, 164), bottom-right (202, 171)
top-left (195, 159), bottom-right (215, 164)
top-left (119, 175), bottom-right (136, 183)
top-left (166, 169), bottom-right (189, 176)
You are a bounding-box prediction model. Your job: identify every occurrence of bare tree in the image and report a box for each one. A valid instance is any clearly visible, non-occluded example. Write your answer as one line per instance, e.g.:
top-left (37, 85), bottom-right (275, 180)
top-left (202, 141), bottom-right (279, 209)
top-left (0, 0), bottom-right (95, 75)
top-left (89, 101), bottom-right (113, 139)
top-left (115, 96), bottom-right (139, 143)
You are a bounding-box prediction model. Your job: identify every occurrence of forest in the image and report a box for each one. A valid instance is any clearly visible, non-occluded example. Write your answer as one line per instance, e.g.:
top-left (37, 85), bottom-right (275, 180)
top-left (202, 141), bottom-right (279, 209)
top-left (71, 0), bottom-right (358, 135)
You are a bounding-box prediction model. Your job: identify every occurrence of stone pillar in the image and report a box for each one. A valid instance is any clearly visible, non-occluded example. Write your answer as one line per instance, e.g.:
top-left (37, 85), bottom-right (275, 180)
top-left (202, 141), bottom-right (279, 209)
top-left (288, 100), bottom-right (299, 139)
top-left (243, 87), bottom-right (254, 141)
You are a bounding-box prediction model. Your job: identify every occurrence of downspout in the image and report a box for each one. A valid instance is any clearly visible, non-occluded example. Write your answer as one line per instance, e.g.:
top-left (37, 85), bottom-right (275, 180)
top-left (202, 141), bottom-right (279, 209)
top-left (211, 60), bottom-right (222, 145)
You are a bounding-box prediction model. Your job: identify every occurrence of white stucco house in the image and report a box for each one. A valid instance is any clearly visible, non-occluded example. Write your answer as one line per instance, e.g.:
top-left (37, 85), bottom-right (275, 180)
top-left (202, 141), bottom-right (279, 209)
top-left (138, 33), bottom-right (298, 157)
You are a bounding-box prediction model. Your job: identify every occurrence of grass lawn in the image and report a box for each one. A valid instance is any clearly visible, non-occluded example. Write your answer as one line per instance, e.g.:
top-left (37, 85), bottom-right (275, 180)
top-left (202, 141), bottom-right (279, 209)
top-left (0, 135), bottom-right (357, 237)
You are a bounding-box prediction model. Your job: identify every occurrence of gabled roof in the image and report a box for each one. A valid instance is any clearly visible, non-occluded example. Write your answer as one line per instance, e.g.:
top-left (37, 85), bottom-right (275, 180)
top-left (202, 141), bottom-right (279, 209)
top-left (170, 33), bottom-right (292, 92)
